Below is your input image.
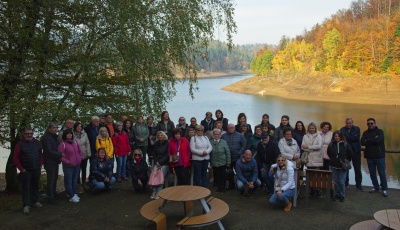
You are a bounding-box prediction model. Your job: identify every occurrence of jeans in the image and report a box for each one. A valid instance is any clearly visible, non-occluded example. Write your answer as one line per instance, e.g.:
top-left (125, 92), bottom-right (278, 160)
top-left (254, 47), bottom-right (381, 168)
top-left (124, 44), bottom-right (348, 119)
top-left (192, 160), bottom-right (209, 188)
top-left (151, 165), bottom-right (169, 193)
top-left (20, 169), bottom-right (41, 207)
top-left (236, 178), bottom-right (261, 193)
top-left (262, 163), bottom-right (274, 193)
top-left (116, 155), bottom-right (127, 178)
top-left (367, 157), bottom-right (388, 190)
top-left (44, 163), bottom-right (59, 202)
top-left (90, 176), bottom-right (116, 191)
top-left (63, 165), bottom-right (80, 198)
top-left (330, 166), bottom-right (347, 198)
top-left (269, 189), bottom-right (295, 205)
top-left (346, 149), bottom-right (362, 187)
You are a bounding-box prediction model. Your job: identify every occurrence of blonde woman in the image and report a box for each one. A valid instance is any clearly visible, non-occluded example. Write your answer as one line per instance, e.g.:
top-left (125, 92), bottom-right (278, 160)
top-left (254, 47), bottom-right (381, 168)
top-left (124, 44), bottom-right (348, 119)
top-left (150, 131), bottom-right (169, 199)
top-left (95, 127), bottom-right (114, 163)
top-left (190, 125), bottom-right (212, 188)
top-left (269, 155), bottom-right (295, 212)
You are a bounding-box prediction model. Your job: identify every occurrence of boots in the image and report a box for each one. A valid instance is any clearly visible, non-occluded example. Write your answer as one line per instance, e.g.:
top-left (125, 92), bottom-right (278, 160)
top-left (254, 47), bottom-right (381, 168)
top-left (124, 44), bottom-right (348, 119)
top-left (284, 202), bottom-right (292, 212)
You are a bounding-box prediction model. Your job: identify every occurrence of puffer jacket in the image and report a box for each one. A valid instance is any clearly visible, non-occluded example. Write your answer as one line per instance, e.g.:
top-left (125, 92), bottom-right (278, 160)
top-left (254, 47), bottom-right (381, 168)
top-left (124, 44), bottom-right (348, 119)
top-left (112, 131), bottom-right (131, 157)
top-left (73, 131), bottom-right (91, 159)
top-left (235, 157), bottom-right (258, 184)
top-left (210, 139), bottom-right (231, 167)
top-left (41, 131), bottom-right (62, 165)
top-left (278, 138), bottom-right (300, 166)
top-left (95, 137), bottom-right (114, 159)
top-left (190, 135), bottom-right (212, 161)
top-left (59, 140), bottom-right (83, 167)
top-left (221, 131), bottom-right (246, 163)
top-left (272, 161), bottom-right (295, 191)
top-left (302, 132), bottom-right (323, 167)
top-left (361, 127), bottom-right (385, 159)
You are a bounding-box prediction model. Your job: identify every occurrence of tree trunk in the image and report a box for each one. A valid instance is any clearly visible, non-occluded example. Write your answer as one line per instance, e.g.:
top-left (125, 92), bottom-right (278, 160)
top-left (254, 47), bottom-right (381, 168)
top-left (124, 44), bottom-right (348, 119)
top-left (5, 127), bottom-right (20, 193)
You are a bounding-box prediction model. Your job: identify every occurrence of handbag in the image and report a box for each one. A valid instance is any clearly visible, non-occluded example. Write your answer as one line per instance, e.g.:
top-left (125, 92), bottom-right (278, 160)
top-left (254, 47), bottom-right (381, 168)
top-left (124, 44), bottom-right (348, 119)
top-left (341, 159), bottom-right (352, 171)
top-left (169, 141), bottom-right (180, 163)
top-left (148, 169), bottom-right (165, 186)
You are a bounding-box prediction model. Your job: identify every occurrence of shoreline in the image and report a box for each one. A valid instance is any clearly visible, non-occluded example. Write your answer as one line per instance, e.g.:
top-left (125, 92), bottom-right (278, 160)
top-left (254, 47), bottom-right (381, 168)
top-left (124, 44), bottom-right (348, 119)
top-left (176, 70), bottom-right (251, 79)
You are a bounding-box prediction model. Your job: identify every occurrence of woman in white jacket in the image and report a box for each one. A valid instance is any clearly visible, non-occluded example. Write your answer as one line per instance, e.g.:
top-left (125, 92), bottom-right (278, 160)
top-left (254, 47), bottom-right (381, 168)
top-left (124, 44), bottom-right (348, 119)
top-left (269, 155), bottom-right (295, 212)
top-left (190, 125), bottom-right (212, 187)
top-left (301, 122), bottom-right (323, 168)
top-left (278, 128), bottom-right (300, 167)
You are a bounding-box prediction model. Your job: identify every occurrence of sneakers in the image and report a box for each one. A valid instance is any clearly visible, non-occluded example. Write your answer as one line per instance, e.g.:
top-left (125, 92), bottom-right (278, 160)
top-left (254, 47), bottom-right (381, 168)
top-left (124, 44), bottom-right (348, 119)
top-left (23, 206), bottom-right (30, 214)
top-left (382, 190), bottom-right (388, 197)
top-left (74, 194), bottom-right (80, 201)
top-left (34, 202), bottom-right (43, 208)
top-left (69, 195), bottom-right (80, 203)
top-left (369, 188), bottom-right (380, 193)
top-left (284, 202), bottom-right (292, 212)
top-left (150, 191), bottom-right (156, 199)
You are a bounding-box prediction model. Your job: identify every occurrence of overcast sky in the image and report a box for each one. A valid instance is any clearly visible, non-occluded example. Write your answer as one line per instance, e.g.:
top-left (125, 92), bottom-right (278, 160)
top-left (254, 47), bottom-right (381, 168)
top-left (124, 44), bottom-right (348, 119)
top-left (226, 0), bottom-right (354, 45)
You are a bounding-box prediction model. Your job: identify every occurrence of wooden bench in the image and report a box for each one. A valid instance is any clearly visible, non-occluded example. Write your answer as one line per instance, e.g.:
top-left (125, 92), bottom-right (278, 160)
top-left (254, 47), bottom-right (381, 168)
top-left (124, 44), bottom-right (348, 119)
top-left (140, 199), bottom-right (167, 230)
top-left (176, 197), bottom-right (229, 230)
top-left (305, 169), bottom-right (334, 209)
top-left (349, 219), bottom-right (383, 230)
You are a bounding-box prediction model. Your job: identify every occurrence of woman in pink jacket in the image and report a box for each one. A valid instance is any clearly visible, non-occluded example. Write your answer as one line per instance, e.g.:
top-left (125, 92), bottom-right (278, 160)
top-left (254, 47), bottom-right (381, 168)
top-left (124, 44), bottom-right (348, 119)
top-left (112, 121), bottom-right (132, 182)
top-left (58, 129), bottom-right (83, 203)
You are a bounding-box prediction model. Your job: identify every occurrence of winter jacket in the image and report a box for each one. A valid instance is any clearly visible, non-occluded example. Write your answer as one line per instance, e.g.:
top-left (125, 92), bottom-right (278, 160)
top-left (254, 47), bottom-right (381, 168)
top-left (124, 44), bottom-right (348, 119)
top-left (89, 157), bottom-right (113, 181)
top-left (221, 131), bottom-right (246, 163)
top-left (235, 157), bottom-right (258, 184)
top-left (327, 141), bottom-right (353, 168)
top-left (169, 137), bottom-right (191, 168)
top-left (340, 125), bottom-right (361, 152)
top-left (274, 124), bottom-right (292, 141)
top-left (271, 161), bottom-right (295, 191)
top-left (361, 126), bottom-right (385, 159)
top-left (235, 123), bottom-right (253, 135)
top-left (130, 157), bottom-right (149, 182)
top-left (154, 140), bottom-right (169, 166)
top-left (247, 134), bottom-right (261, 156)
top-left (14, 137), bottom-right (43, 171)
top-left (156, 120), bottom-right (175, 139)
top-left (58, 140), bottom-right (83, 167)
top-left (112, 131), bottom-right (131, 157)
top-left (255, 140), bottom-right (280, 170)
top-left (95, 137), bottom-right (114, 159)
top-left (210, 139), bottom-right (231, 167)
top-left (320, 131), bottom-right (333, 160)
top-left (134, 123), bottom-right (149, 146)
top-left (279, 138), bottom-right (300, 166)
top-left (73, 131), bottom-right (91, 159)
top-left (200, 118), bottom-right (215, 134)
top-left (190, 135), bottom-right (212, 161)
top-left (124, 127), bottom-right (136, 150)
top-left (41, 131), bottom-right (62, 165)
top-left (84, 122), bottom-right (109, 157)
top-left (302, 133), bottom-right (323, 167)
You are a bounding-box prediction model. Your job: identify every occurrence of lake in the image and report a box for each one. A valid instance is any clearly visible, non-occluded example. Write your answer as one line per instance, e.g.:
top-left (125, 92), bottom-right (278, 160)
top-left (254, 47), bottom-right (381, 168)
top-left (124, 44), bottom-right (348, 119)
top-left (1, 74), bottom-right (399, 188)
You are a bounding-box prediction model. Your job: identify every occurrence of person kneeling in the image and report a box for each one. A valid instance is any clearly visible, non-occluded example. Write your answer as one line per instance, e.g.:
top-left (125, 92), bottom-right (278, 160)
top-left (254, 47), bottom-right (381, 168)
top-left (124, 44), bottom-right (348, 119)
top-left (130, 149), bottom-right (149, 193)
top-left (235, 150), bottom-right (261, 197)
top-left (269, 155), bottom-right (295, 212)
top-left (89, 148), bottom-right (116, 192)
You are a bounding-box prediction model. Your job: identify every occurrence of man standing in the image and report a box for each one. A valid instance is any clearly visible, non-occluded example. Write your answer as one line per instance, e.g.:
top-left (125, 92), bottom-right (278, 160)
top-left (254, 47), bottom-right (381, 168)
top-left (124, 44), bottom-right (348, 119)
top-left (42, 122), bottom-right (63, 204)
top-left (14, 127), bottom-right (44, 213)
top-left (361, 118), bottom-right (388, 197)
top-left (105, 113), bottom-right (115, 137)
top-left (255, 132), bottom-right (280, 195)
top-left (84, 116), bottom-right (103, 159)
top-left (235, 150), bottom-right (261, 196)
top-left (340, 117), bottom-right (363, 191)
top-left (221, 123), bottom-right (246, 189)
top-left (57, 119), bottom-right (74, 143)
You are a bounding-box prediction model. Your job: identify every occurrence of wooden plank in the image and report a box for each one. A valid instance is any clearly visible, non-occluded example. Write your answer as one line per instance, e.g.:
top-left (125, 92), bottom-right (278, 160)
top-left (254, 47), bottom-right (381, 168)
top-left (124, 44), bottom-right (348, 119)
top-left (181, 198), bottom-right (229, 226)
top-left (374, 210), bottom-right (390, 227)
top-left (140, 199), bottom-right (165, 220)
top-left (387, 209), bottom-right (400, 230)
top-left (349, 219), bottom-right (382, 230)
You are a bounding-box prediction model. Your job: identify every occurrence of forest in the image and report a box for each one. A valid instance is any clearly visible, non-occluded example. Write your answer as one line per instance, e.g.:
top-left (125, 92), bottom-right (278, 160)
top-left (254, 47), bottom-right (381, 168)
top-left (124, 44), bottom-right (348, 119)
top-left (250, 0), bottom-right (400, 77)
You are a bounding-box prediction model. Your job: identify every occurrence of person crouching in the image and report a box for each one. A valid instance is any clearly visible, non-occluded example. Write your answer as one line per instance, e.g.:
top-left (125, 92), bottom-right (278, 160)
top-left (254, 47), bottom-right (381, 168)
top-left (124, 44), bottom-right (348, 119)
top-left (130, 149), bottom-right (149, 193)
top-left (89, 148), bottom-right (116, 192)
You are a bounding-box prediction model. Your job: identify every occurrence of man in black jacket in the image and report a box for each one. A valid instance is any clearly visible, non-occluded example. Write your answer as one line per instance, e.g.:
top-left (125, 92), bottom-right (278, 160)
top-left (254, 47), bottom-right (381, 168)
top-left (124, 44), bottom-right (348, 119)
top-left (42, 122), bottom-right (63, 204)
top-left (255, 132), bottom-right (280, 195)
top-left (361, 118), bottom-right (387, 197)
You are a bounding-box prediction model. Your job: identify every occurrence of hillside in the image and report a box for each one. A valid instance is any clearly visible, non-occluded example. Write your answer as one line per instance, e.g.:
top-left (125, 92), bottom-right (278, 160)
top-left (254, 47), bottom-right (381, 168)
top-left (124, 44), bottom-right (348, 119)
top-left (221, 75), bottom-right (400, 106)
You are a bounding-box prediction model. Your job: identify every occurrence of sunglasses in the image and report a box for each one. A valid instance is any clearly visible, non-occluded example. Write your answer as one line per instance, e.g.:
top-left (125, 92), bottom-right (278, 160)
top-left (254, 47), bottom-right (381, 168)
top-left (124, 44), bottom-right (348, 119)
top-left (133, 154), bottom-right (141, 156)
top-left (367, 122), bottom-right (374, 125)
top-left (277, 160), bottom-right (285, 162)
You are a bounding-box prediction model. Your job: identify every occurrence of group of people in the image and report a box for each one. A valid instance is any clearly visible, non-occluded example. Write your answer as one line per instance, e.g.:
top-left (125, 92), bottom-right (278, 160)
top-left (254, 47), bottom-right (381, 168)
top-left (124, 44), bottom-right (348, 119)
top-left (14, 110), bottom-right (388, 214)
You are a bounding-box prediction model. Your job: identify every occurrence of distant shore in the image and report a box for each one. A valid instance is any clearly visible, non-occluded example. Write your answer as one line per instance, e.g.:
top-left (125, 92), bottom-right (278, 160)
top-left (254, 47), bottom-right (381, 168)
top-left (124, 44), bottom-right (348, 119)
top-left (176, 70), bottom-right (251, 79)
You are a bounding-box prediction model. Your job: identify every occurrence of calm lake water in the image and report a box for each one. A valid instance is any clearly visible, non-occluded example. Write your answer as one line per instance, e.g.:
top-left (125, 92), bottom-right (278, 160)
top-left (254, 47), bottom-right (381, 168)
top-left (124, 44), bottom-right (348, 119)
top-left (1, 74), bottom-right (399, 188)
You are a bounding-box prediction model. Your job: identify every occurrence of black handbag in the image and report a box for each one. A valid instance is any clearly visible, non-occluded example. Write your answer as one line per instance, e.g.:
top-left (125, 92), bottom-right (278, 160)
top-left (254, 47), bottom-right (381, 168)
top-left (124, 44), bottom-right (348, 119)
top-left (341, 159), bottom-right (352, 171)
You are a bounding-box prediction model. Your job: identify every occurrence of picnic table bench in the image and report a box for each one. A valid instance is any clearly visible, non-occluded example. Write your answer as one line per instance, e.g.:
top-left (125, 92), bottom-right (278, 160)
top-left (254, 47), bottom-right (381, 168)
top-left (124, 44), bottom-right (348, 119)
top-left (140, 198), bottom-right (166, 230)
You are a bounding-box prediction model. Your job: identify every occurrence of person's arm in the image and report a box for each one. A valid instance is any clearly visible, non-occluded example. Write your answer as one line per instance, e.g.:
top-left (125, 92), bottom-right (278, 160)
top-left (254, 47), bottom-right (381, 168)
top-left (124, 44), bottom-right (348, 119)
top-left (205, 137), bottom-right (212, 154)
top-left (58, 142), bottom-right (70, 165)
top-left (42, 135), bottom-right (62, 161)
top-left (239, 134), bottom-right (246, 155)
top-left (13, 143), bottom-right (25, 172)
top-left (84, 135), bottom-right (91, 157)
top-left (278, 139), bottom-right (292, 161)
top-left (281, 167), bottom-right (294, 191)
top-left (235, 160), bottom-right (247, 184)
top-left (224, 142), bottom-right (231, 165)
top-left (106, 138), bottom-right (114, 158)
top-left (345, 143), bottom-right (353, 160)
top-left (309, 135), bottom-right (323, 150)
top-left (190, 136), bottom-right (203, 156)
top-left (251, 160), bottom-right (258, 182)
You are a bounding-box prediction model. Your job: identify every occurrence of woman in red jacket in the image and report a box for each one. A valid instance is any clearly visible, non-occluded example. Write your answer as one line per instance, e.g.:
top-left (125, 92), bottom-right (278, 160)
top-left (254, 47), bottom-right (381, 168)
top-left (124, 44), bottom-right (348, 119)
top-left (169, 128), bottom-right (191, 185)
top-left (112, 121), bottom-right (132, 182)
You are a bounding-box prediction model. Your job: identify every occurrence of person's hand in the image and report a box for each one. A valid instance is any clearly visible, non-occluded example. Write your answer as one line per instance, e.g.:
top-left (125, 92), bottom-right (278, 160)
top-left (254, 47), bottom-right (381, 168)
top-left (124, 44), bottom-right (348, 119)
top-left (276, 190), bottom-right (282, 198)
top-left (302, 144), bottom-right (308, 149)
top-left (269, 167), bottom-right (274, 173)
top-left (202, 151), bottom-right (207, 156)
top-left (61, 153), bottom-right (66, 157)
top-left (140, 138), bottom-right (144, 142)
top-left (156, 162), bottom-right (161, 169)
top-left (261, 168), bottom-right (265, 173)
top-left (292, 155), bottom-right (298, 160)
top-left (138, 179), bottom-right (142, 185)
top-left (104, 177), bottom-right (110, 182)
top-left (226, 164), bottom-right (230, 168)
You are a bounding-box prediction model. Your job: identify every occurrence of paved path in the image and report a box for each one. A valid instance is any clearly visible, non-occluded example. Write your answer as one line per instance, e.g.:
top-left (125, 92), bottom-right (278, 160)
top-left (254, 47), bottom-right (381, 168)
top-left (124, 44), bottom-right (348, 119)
top-left (0, 180), bottom-right (398, 230)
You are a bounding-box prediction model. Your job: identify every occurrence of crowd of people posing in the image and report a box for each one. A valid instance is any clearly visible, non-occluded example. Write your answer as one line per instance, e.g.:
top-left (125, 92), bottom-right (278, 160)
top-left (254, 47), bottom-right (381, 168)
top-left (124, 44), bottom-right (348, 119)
top-left (14, 110), bottom-right (388, 214)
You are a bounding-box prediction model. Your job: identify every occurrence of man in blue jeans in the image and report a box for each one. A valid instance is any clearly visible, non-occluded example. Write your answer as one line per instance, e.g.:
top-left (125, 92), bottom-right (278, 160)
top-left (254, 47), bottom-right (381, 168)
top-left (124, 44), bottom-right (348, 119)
top-left (361, 118), bottom-right (388, 197)
top-left (235, 150), bottom-right (261, 197)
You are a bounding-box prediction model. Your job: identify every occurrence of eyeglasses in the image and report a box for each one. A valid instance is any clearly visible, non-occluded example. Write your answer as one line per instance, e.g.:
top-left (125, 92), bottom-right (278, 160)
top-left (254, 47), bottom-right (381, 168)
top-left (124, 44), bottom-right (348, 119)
top-left (367, 122), bottom-right (374, 125)
top-left (133, 154), bottom-right (140, 156)
top-left (24, 133), bottom-right (33, 135)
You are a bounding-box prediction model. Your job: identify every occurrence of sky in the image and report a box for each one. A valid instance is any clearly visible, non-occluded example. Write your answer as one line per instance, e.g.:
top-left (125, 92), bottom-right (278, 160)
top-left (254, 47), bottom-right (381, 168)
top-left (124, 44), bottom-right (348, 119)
top-left (225, 0), bottom-right (354, 45)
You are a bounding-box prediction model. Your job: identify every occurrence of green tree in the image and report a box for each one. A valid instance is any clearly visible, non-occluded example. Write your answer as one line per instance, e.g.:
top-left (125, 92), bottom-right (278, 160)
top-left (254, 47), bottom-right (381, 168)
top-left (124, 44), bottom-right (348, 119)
top-left (322, 28), bottom-right (342, 72)
top-left (250, 48), bottom-right (274, 76)
top-left (0, 0), bottom-right (236, 192)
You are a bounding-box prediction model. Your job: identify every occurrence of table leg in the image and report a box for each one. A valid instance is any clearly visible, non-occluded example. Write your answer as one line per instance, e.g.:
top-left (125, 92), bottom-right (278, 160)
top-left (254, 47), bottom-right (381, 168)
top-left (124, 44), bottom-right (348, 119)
top-left (200, 198), bottom-right (210, 213)
top-left (184, 201), bottom-right (193, 216)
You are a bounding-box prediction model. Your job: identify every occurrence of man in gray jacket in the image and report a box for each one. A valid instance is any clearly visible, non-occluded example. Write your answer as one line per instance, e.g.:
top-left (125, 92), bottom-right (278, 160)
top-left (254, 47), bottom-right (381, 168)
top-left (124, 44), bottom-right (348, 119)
top-left (221, 123), bottom-right (246, 189)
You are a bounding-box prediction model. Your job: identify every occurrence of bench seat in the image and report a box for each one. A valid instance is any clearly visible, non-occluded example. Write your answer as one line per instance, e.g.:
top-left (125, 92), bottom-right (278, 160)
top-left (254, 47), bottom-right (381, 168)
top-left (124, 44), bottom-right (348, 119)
top-left (140, 199), bottom-right (167, 230)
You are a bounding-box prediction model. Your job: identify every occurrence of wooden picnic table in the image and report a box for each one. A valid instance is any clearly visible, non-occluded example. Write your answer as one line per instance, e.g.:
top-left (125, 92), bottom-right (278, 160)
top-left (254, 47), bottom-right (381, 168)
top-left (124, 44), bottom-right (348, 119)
top-left (374, 209), bottom-right (400, 230)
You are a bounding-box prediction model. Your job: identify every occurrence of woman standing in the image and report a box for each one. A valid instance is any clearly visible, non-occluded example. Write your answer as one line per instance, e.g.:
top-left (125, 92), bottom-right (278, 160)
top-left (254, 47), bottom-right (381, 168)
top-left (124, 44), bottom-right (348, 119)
top-left (134, 115), bottom-right (149, 162)
top-left (130, 149), bottom-right (149, 193)
top-left (58, 129), bottom-right (83, 203)
top-left (215, 109), bottom-right (228, 131)
top-left (89, 148), bottom-right (116, 192)
top-left (293, 121), bottom-right (306, 150)
top-left (247, 125), bottom-right (262, 157)
top-left (176, 116), bottom-right (188, 135)
top-left (156, 111), bottom-right (174, 140)
top-left (210, 128), bottom-right (231, 193)
top-left (190, 125), bottom-right (212, 188)
top-left (320, 121), bottom-right (333, 170)
top-left (169, 128), bottom-right (191, 185)
top-left (112, 121), bottom-right (131, 182)
top-left (302, 122), bottom-right (323, 168)
top-left (269, 155), bottom-right (295, 212)
top-left (150, 131), bottom-right (169, 199)
top-left (274, 115), bottom-right (291, 141)
top-left (260, 114), bottom-right (275, 132)
top-left (327, 131), bottom-right (353, 202)
top-left (278, 128), bottom-right (300, 167)
top-left (123, 118), bottom-right (136, 177)
top-left (95, 127), bottom-right (114, 165)
top-left (73, 122), bottom-right (91, 192)
top-left (235, 113), bottom-right (252, 135)
top-left (240, 123), bottom-right (252, 143)
top-left (146, 116), bottom-right (157, 166)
